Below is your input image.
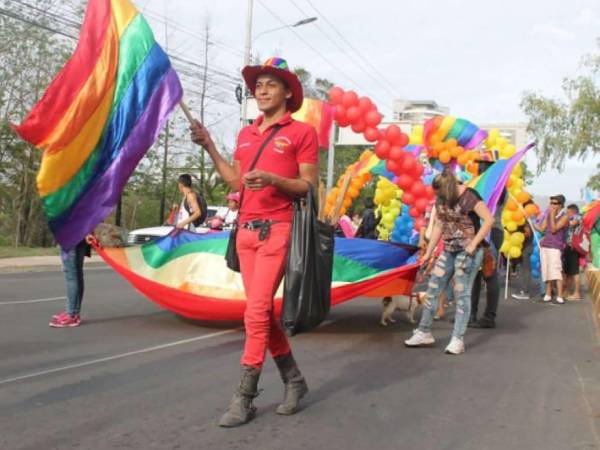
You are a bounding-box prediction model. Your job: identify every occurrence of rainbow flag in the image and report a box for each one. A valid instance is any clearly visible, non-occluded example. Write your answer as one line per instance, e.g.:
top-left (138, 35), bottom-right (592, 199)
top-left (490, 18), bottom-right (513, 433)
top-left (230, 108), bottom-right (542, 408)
top-left (14, 0), bottom-right (182, 250)
top-left (424, 116), bottom-right (488, 149)
top-left (292, 98), bottom-right (335, 149)
top-left (467, 142), bottom-right (535, 215)
top-left (96, 231), bottom-right (419, 321)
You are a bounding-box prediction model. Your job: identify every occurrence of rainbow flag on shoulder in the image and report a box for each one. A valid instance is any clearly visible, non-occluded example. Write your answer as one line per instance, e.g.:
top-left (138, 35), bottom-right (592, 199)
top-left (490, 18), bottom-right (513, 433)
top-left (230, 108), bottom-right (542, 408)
top-left (14, 0), bottom-right (182, 250)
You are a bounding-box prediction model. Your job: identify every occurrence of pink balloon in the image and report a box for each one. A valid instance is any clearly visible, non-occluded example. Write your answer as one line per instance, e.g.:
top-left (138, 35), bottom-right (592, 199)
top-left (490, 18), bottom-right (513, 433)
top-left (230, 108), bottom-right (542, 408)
top-left (342, 90), bottom-right (359, 108)
top-left (335, 105), bottom-right (347, 121)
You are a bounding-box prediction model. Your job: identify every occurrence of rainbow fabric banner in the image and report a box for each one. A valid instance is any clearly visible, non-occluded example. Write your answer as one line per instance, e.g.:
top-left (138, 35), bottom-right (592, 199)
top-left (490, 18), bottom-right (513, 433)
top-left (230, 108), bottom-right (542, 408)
top-left (292, 98), bottom-right (335, 149)
top-left (424, 116), bottom-right (488, 149)
top-left (14, 0), bottom-right (182, 250)
top-left (96, 231), bottom-right (419, 321)
top-left (468, 143), bottom-right (535, 215)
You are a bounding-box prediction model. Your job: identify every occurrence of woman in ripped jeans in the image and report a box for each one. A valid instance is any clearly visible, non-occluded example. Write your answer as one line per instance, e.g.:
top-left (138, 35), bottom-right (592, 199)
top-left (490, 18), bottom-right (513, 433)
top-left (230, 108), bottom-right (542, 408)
top-left (405, 169), bottom-right (494, 355)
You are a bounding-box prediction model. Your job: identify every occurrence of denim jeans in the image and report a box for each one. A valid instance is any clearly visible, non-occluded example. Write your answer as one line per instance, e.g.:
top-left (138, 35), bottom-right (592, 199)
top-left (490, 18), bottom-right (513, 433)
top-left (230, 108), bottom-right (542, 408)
top-left (61, 242), bottom-right (87, 315)
top-left (419, 248), bottom-right (484, 339)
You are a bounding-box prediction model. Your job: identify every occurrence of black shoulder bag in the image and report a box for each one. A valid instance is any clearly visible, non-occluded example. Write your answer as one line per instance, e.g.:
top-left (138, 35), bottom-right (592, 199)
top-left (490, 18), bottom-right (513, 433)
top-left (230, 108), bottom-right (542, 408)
top-left (225, 125), bottom-right (282, 272)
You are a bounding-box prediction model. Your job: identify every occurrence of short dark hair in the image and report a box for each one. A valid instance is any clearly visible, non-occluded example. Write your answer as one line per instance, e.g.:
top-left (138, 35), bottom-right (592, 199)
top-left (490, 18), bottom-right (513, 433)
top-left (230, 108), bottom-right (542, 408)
top-left (551, 194), bottom-right (566, 206)
top-left (567, 204), bottom-right (579, 213)
top-left (178, 174), bottom-right (192, 188)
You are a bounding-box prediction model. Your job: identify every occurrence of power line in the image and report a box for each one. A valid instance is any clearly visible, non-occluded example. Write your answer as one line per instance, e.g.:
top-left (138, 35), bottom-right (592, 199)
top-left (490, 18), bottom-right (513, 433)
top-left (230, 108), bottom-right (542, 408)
top-left (302, 0), bottom-right (399, 95)
top-left (287, 0), bottom-right (399, 100)
top-left (255, 0), bottom-right (388, 108)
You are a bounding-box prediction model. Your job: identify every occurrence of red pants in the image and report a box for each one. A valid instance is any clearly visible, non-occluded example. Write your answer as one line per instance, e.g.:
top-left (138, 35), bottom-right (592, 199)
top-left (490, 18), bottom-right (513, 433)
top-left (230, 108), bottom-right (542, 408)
top-left (237, 222), bottom-right (292, 368)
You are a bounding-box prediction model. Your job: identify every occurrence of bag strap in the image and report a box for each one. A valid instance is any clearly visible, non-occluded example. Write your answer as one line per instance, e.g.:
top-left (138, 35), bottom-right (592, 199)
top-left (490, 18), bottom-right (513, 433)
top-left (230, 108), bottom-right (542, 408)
top-left (237, 124), bottom-right (283, 211)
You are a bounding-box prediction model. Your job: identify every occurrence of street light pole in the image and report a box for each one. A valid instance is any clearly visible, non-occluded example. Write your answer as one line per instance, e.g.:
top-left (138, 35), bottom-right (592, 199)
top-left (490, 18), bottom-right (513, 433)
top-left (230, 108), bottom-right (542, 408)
top-left (241, 0), bottom-right (254, 125)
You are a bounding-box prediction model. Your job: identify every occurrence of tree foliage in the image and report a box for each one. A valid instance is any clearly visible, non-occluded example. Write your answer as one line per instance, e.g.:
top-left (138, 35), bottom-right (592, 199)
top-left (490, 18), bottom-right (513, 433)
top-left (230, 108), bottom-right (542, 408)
top-left (521, 40), bottom-right (600, 186)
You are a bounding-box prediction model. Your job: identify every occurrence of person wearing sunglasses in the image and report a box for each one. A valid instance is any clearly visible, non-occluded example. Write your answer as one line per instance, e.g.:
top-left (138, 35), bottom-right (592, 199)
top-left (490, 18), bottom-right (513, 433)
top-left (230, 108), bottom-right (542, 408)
top-left (535, 195), bottom-right (569, 304)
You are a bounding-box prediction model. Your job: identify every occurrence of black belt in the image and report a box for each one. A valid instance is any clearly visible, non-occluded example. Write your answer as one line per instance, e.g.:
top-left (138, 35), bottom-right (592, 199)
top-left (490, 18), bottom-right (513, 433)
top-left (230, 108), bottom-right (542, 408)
top-left (242, 220), bottom-right (277, 241)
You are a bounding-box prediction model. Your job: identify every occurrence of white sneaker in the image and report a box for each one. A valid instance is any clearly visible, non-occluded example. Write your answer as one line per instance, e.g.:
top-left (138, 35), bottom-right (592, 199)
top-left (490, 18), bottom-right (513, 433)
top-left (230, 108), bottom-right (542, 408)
top-left (445, 337), bottom-right (465, 355)
top-left (404, 329), bottom-right (435, 347)
top-left (556, 297), bottom-right (565, 304)
top-left (512, 291), bottom-right (530, 300)
top-left (543, 295), bottom-right (552, 302)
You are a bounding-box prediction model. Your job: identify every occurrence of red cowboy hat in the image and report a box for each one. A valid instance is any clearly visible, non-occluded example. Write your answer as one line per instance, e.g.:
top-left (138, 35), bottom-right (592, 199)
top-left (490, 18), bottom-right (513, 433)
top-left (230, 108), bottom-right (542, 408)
top-left (242, 57), bottom-right (304, 113)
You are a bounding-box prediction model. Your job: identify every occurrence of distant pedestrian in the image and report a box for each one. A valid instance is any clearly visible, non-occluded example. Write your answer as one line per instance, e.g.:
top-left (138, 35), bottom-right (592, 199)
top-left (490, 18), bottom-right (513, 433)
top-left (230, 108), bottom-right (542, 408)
top-left (49, 235), bottom-right (94, 328)
top-left (536, 195), bottom-right (569, 304)
top-left (176, 174), bottom-right (207, 231)
top-left (512, 202), bottom-right (536, 300)
top-left (564, 204), bottom-right (583, 300)
top-left (356, 198), bottom-right (379, 239)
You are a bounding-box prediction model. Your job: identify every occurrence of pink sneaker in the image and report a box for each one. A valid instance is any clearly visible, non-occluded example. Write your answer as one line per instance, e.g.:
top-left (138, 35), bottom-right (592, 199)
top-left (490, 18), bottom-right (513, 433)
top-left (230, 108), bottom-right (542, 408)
top-left (49, 314), bottom-right (81, 328)
top-left (52, 311), bottom-right (69, 320)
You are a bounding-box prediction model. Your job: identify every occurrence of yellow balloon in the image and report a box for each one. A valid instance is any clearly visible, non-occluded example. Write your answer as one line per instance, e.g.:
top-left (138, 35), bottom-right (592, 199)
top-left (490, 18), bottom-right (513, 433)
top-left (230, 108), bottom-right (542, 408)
top-left (510, 232), bottom-right (525, 245)
top-left (500, 241), bottom-right (511, 255)
top-left (506, 221), bottom-right (518, 232)
top-left (485, 128), bottom-right (500, 147)
top-left (509, 246), bottom-right (522, 259)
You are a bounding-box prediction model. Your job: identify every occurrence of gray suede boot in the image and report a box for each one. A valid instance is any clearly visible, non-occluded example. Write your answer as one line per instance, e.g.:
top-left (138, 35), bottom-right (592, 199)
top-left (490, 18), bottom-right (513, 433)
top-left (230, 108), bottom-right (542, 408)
top-left (274, 353), bottom-right (308, 415)
top-left (218, 366), bottom-right (261, 427)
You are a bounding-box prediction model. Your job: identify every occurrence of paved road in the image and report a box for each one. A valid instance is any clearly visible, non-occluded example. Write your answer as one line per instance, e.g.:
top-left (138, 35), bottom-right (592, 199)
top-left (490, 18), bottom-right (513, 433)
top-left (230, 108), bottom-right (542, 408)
top-left (1, 267), bottom-right (599, 450)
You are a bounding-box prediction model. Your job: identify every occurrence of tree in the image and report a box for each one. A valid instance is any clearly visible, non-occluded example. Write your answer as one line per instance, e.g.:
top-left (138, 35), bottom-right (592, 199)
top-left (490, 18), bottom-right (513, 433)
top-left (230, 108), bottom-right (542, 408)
top-left (293, 67), bottom-right (333, 101)
top-left (521, 39), bottom-right (600, 187)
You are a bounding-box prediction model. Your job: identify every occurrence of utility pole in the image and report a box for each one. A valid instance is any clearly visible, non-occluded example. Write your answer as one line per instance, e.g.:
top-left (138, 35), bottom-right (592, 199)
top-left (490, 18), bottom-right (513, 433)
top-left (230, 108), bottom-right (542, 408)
top-left (241, 0), bottom-right (253, 125)
top-left (159, 0), bottom-right (170, 225)
top-left (199, 19), bottom-right (210, 189)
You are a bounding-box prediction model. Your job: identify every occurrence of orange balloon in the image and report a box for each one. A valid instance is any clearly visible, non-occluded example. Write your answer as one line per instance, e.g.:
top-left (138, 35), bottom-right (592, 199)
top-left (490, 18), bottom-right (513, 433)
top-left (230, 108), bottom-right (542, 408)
top-left (343, 197), bottom-right (352, 208)
top-left (506, 199), bottom-right (519, 211)
top-left (450, 146), bottom-right (463, 158)
top-left (467, 162), bottom-right (479, 175)
top-left (446, 138), bottom-right (458, 147)
top-left (439, 150), bottom-right (451, 164)
top-left (511, 210), bottom-right (524, 222)
top-left (506, 177), bottom-right (514, 188)
top-left (524, 203), bottom-right (537, 217)
top-left (347, 186), bottom-right (360, 198)
top-left (516, 191), bottom-right (531, 203)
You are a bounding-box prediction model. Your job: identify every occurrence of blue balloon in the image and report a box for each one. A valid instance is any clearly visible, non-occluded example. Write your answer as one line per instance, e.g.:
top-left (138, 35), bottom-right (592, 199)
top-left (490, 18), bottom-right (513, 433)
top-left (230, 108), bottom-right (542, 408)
top-left (531, 270), bottom-right (541, 279)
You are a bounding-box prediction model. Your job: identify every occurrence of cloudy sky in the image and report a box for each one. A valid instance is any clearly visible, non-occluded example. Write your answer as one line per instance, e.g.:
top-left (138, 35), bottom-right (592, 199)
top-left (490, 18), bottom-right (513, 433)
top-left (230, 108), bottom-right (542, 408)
top-left (139, 0), bottom-right (599, 202)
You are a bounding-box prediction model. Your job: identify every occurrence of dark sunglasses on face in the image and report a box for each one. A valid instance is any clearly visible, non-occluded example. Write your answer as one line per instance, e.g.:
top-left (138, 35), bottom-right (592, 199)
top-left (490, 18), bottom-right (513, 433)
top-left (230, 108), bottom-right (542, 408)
top-left (550, 201), bottom-right (560, 205)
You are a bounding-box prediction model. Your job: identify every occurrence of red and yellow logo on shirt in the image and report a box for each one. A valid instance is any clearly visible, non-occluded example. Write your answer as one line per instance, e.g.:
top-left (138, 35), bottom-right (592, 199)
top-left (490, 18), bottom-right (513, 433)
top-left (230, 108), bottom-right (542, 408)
top-left (273, 136), bottom-right (291, 153)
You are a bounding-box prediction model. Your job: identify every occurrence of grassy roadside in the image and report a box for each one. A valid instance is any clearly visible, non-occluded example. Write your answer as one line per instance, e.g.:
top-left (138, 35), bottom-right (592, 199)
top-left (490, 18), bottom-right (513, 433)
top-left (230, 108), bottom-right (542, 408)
top-left (0, 246), bottom-right (59, 259)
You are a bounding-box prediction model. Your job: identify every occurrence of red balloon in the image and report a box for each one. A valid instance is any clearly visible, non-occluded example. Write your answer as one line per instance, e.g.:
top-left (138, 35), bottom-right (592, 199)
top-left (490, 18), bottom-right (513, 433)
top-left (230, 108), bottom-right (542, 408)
top-left (358, 96), bottom-right (373, 113)
top-left (402, 191), bottom-right (415, 205)
top-left (389, 145), bottom-right (405, 162)
top-left (342, 90), bottom-right (359, 108)
top-left (413, 216), bottom-right (426, 230)
top-left (375, 140), bottom-right (391, 159)
top-left (351, 119), bottom-right (366, 133)
top-left (337, 116), bottom-right (350, 127)
top-left (385, 124), bottom-right (403, 144)
top-left (396, 174), bottom-right (412, 190)
top-left (401, 155), bottom-right (417, 173)
top-left (425, 185), bottom-right (435, 199)
top-left (398, 133), bottom-right (410, 148)
top-left (335, 105), bottom-right (347, 121)
top-left (415, 197), bottom-right (429, 212)
top-left (364, 110), bottom-right (382, 127)
top-left (409, 207), bottom-right (420, 218)
top-left (386, 159), bottom-right (401, 175)
top-left (346, 106), bottom-right (361, 122)
top-left (413, 163), bottom-right (424, 177)
top-left (364, 127), bottom-right (380, 142)
top-left (329, 86), bottom-right (344, 105)
top-left (411, 182), bottom-right (426, 197)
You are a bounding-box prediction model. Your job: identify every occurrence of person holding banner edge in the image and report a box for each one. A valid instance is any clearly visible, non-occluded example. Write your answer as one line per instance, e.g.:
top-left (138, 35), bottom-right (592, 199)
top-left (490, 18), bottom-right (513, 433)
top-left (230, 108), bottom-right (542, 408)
top-left (189, 57), bottom-right (318, 427)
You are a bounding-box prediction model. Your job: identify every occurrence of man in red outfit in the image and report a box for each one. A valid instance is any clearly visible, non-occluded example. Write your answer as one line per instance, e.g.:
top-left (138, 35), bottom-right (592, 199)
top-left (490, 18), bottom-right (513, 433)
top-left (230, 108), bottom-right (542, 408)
top-left (190, 57), bottom-right (318, 427)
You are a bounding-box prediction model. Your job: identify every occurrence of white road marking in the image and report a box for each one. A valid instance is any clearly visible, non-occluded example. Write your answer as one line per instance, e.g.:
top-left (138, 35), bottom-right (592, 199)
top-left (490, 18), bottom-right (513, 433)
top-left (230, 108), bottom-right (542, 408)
top-left (0, 328), bottom-right (240, 386)
top-left (0, 296), bottom-right (66, 305)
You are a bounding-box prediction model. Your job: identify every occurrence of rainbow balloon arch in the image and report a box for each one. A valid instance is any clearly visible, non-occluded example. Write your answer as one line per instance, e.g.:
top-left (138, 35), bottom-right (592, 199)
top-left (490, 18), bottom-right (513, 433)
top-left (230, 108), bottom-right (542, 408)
top-left (322, 86), bottom-right (540, 265)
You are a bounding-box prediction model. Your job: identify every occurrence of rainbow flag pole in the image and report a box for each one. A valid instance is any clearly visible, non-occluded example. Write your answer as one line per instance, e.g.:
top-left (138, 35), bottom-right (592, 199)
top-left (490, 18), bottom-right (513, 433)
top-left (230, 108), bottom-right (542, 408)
top-left (14, 0), bottom-right (183, 250)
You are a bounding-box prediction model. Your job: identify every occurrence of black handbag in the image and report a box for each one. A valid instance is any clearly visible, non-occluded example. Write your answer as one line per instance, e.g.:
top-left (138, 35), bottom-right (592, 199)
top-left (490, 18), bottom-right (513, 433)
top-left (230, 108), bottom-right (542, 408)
top-left (281, 184), bottom-right (335, 336)
top-left (225, 125), bottom-right (282, 272)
